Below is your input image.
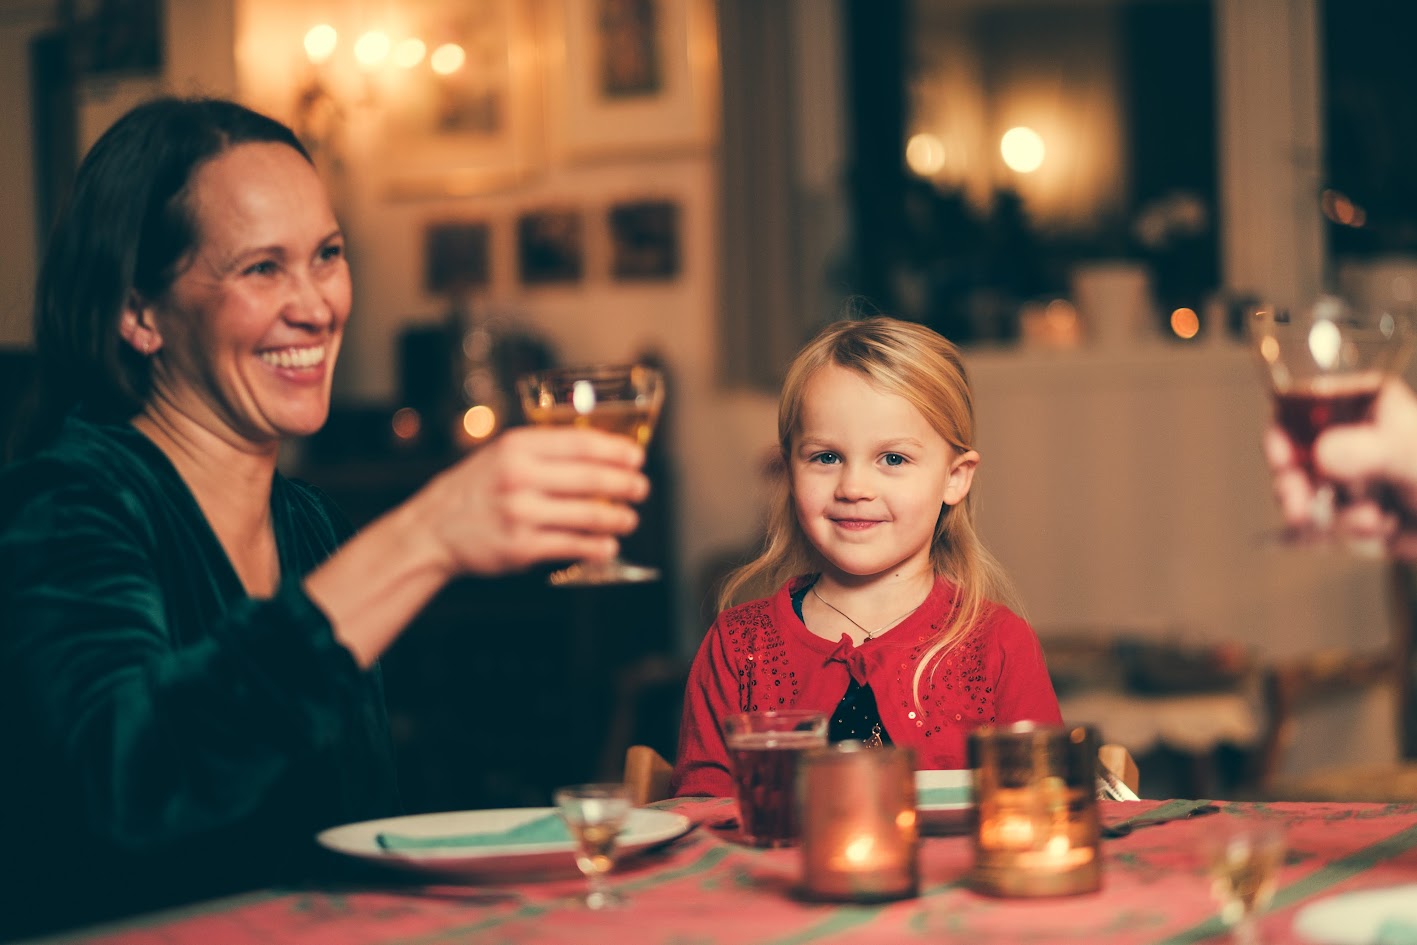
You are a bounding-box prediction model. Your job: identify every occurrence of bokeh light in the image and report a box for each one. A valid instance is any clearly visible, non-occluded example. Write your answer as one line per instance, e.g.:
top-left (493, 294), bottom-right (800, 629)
top-left (303, 24), bottom-right (337, 64)
top-left (905, 133), bottom-right (946, 177)
top-left (393, 37), bottom-right (427, 69)
top-left (462, 404), bottom-right (497, 440)
top-left (1000, 126), bottom-right (1045, 174)
top-left (430, 43), bottom-right (466, 76)
top-left (353, 30), bottom-right (391, 68)
top-left (1170, 307), bottom-right (1200, 340)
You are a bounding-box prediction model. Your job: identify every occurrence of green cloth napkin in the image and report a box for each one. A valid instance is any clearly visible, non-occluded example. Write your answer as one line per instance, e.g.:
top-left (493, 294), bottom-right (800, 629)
top-left (1376, 918), bottom-right (1417, 945)
top-left (376, 813), bottom-right (574, 851)
top-left (917, 786), bottom-right (972, 807)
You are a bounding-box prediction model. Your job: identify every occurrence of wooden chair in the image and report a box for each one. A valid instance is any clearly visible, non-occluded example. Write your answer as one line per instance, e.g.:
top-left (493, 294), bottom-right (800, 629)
top-left (623, 742), bottom-right (1140, 806)
top-left (1251, 562), bottom-right (1417, 802)
top-left (624, 745), bottom-right (675, 806)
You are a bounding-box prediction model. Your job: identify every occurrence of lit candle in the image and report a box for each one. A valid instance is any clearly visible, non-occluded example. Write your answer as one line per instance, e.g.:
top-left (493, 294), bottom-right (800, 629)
top-left (800, 744), bottom-right (918, 902)
top-left (968, 723), bottom-right (1102, 897)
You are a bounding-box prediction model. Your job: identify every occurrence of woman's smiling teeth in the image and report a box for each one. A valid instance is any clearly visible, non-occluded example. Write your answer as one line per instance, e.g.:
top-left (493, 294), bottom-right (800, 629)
top-left (259, 346), bottom-right (325, 369)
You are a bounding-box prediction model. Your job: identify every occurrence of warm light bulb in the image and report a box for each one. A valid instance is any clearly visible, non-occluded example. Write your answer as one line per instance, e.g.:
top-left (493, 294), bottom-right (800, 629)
top-left (905, 133), bottom-right (946, 176)
top-left (430, 42), bottom-right (466, 76)
top-left (1170, 307), bottom-right (1200, 340)
top-left (304, 24), bottom-right (337, 65)
top-left (353, 30), bottom-right (391, 69)
top-left (391, 407), bottom-right (422, 441)
top-left (462, 404), bottom-right (497, 440)
top-left (393, 37), bottom-right (427, 69)
top-left (1001, 126), bottom-right (1045, 174)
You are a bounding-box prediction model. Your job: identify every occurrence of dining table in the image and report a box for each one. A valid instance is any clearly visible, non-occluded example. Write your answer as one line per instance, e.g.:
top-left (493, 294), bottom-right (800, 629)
top-left (19, 796), bottom-right (1417, 945)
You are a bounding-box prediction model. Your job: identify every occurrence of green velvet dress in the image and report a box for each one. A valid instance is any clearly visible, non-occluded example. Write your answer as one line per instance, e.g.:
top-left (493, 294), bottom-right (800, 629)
top-left (0, 414), bottom-right (400, 939)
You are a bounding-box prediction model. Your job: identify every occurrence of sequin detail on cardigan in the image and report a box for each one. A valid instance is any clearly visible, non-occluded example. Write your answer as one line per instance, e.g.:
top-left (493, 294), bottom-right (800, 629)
top-left (722, 600), bottom-right (999, 726)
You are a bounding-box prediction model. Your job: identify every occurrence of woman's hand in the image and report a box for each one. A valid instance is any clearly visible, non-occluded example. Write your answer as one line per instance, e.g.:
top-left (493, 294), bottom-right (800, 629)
top-left (309, 425), bottom-right (649, 667)
top-left (417, 425), bottom-right (650, 577)
top-left (1265, 378), bottom-right (1417, 558)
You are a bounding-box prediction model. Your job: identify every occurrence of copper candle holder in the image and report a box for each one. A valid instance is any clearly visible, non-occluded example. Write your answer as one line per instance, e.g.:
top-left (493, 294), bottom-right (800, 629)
top-left (799, 743), bottom-right (919, 902)
top-left (968, 722), bottom-right (1102, 897)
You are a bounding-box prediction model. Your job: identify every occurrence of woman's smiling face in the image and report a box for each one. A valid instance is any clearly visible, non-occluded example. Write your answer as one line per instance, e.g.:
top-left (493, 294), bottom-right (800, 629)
top-left (789, 363), bottom-right (975, 583)
top-left (138, 141), bottom-right (350, 449)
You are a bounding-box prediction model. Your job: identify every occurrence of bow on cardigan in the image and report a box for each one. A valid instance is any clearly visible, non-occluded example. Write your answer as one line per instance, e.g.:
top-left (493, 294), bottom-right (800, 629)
top-left (827, 635), bottom-right (871, 686)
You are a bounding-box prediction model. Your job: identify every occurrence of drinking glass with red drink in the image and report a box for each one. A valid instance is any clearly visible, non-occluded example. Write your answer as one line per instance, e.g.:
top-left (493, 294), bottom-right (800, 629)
top-left (723, 710), bottom-right (828, 847)
top-left (1250, 295), bottom-right (1412, 547)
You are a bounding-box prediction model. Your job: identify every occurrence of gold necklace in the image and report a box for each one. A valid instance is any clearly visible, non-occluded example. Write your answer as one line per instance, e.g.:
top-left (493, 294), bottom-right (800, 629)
top-left (810, 585), bottom-right (923, 641)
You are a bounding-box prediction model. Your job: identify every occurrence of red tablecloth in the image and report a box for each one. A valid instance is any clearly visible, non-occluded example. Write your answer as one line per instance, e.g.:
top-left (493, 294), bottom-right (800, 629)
top-left (29, 798), bottom-right (1417, 945)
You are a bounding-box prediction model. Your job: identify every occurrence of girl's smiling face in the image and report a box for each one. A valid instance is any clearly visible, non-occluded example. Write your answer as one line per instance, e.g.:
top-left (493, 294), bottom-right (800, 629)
top-left (789, 364), bottom-right (977, 583)
top-left (130, 141), bottom-right (350, 450)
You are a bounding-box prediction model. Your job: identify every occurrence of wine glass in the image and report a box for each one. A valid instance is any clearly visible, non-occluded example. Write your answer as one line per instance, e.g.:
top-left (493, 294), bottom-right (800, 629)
top-left (516, 363), bottom-right (665, 585)
top-left (554, 782), bottom-right (632, 910)
top-left (1200, 815), bottom-right (1285, 945)
top-left (1249, 295), bottom-right (1413, 549)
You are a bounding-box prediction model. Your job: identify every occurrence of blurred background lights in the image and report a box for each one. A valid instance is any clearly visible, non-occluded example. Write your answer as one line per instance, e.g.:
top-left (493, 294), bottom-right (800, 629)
top-left (1320, 189), bottom-right (1367, 228)
top-left (1000, 126), bottom-right (1045, 173)
top-left (462, 405), bottom-right (497, 441)
top-left (303, 24), bottom-right (337, 64)
top-left (430, 43), bottom-right (466, 76)
top-left (905, 133), bottom-right (947, 177)
top-left (393, 37), bottom-right (427, 69)
top-left (353, 29), bottom-right (390, 68)
top-left (1170, 307), bottom-right (1200, 339)
top-left (391, 407), bottom-right (421, 442)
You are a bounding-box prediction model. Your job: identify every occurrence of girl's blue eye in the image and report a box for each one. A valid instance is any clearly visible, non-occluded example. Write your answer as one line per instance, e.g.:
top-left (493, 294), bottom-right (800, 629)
top-left (812, 451), bottom-right (840, 465)
top-left (883, 453), bottom-right (906, 466)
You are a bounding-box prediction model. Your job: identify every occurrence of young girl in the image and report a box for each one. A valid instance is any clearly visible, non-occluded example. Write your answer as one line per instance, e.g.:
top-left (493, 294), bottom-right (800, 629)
top-left (672, 316), bottom-right (1060, 796)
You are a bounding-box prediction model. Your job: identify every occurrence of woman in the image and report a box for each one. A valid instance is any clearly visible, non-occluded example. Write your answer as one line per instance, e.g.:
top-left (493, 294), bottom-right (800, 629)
top-left (0, 98), bottom-right (647, 938)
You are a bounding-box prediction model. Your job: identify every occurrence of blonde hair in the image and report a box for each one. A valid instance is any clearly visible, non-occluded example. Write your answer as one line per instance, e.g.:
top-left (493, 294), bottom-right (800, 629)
top-left (718, 316), bottom-right (1021, 702)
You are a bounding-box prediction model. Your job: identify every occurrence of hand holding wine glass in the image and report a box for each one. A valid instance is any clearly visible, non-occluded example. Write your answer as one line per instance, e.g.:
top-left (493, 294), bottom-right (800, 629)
top-left (1266, 377), bottom-right (1417, 559)
top-left (1251, 295), bottom-right (1413, 551)
top-left (517, 364), bottom-right (665, 585)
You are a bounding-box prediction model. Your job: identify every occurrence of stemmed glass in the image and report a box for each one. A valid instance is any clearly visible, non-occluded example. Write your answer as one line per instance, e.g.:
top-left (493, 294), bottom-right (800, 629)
top-left (1201, 815), bottom-right (1286, 945)
top-left (1250, 295), bottom-right (1413, 549)
top-left (517, 363), bottom-right (665, 585)
top-left (554, 783), bottom-right (632, 910)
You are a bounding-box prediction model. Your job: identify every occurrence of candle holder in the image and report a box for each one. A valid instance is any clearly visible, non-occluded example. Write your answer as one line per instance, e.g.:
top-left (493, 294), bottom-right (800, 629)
top-left (968, 723), bottom-right (1102, 897)
top-left (799, 743), bottom-right (919, 902)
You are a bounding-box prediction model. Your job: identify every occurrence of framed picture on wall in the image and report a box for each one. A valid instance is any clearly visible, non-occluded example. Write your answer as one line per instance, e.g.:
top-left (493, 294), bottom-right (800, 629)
top-left (381, 0), bottom-right (541, 199)
top-left (553, 0), bottom-right (716, 160)
top-left (424, 221), bottom-right (493, 295)
top-left (609, 199), bottom-right (680, 280)
top-left (518, 209), bottom-right (583, 285)
top-left (66, 0), bottom-right (164, 76)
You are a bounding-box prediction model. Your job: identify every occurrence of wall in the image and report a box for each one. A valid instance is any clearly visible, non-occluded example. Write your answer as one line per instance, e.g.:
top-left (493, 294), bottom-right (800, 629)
top-left (232, 0), bottom-right (782, 651)
top-left (0, 1), bottom-right (55, 343)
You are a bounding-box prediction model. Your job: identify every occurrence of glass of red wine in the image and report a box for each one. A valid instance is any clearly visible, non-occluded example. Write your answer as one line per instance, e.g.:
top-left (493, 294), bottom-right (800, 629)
top-left (1250, 295), bottom-right (1412, 549)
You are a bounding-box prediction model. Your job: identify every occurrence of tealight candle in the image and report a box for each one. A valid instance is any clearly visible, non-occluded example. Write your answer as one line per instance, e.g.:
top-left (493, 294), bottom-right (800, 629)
top-left (968, 723), bottom-right (1101, 897)
top-left (799, 743), bottom-right (918, 902)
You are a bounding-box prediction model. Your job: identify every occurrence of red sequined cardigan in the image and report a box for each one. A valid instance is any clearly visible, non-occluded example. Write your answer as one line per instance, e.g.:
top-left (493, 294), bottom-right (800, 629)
top-left (671, 575), bottom-right (1062, 797)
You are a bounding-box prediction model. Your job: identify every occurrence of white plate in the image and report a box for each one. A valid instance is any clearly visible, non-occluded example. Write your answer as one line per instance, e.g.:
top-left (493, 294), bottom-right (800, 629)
top-left (916, 769), bottom-right (973, 832)
top-left (317, 808), bottom-right (693, 880)
top-left (1293, 884), bottom-right (1417, 945)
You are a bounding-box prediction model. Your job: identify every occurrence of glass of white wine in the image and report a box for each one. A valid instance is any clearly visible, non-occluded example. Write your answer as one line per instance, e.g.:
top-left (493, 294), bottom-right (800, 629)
top-left (516, 363), bottom-right (665, 586)
top-left (554, 782), bottom-right (632, 910)
top-left (1201, 815), bottom-right (1286, 945)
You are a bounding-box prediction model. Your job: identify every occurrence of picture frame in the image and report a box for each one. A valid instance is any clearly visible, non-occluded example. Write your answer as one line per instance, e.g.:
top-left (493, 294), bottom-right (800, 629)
top-left (424, 221), bottom-right (493, 295)
top-left (380, 0), bottom-right (541, 199)
top-left (517, 208), bottom-right (584, 286)
top-left (609, 199), bottom-right (680, 280)
top-left (553, 0), bottom-right (716, 160)
top-left (65, 0), bottom-right (164, 76)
